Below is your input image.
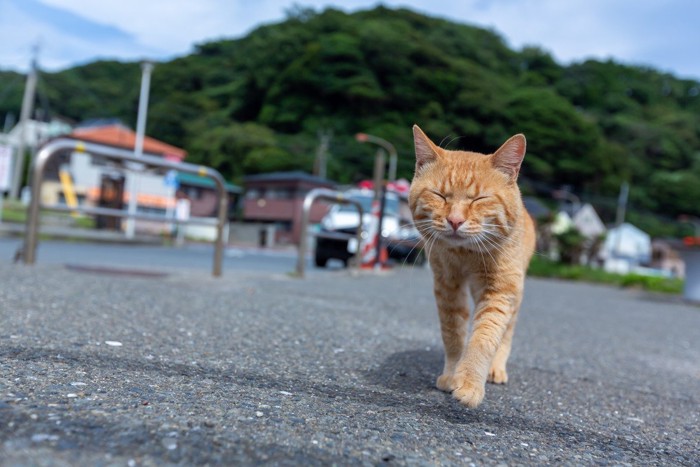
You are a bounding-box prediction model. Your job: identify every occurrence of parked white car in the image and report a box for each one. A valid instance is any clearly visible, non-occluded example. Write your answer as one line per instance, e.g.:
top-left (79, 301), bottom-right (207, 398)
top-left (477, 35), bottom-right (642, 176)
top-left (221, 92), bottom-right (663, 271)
top-left (315, 189), bottom-right (423, 267)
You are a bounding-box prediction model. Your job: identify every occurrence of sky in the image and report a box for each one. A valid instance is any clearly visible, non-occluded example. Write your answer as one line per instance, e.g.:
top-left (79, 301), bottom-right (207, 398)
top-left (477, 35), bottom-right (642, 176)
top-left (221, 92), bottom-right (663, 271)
top-left (1, 0), bottom-right (700, 81)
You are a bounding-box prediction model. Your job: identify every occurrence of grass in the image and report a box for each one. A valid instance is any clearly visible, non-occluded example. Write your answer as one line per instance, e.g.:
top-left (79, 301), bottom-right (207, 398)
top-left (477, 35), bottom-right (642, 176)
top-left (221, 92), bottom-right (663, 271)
top-left (0, 199), bottom-right (27, 223)
top-left (528, 255), bottom-right (684, 295)
top-left (1, 199), bottom-right (95, 229)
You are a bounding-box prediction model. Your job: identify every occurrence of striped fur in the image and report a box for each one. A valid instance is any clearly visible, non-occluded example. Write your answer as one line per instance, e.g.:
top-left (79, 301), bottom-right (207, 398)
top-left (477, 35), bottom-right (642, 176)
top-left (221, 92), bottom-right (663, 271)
top-left (409, 125), bottom-right (536, 408)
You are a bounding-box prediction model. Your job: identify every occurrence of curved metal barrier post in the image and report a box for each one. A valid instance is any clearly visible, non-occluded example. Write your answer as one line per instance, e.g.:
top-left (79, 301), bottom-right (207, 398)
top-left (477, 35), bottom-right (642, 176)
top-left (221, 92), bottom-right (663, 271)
top-left (296, 188), bottom-right (363, 278)
top-left (24, 138), bottom-right (229, 277)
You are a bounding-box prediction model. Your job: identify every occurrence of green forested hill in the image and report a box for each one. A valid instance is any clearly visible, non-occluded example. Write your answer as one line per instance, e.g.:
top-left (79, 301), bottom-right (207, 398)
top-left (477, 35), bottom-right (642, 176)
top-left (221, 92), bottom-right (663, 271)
top-left (1, 6), bottom-right (699, 233)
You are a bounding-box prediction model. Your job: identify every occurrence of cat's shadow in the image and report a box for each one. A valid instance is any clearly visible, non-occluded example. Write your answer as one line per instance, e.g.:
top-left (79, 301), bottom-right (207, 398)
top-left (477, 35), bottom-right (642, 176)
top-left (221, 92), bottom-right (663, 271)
top-left (365, 347), bottom-right (443, 393)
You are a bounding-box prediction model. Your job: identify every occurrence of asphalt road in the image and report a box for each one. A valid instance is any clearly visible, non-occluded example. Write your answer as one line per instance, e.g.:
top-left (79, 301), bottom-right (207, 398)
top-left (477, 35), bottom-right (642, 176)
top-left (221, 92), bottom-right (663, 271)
top-left (1, 261), bottom-right (698, 465)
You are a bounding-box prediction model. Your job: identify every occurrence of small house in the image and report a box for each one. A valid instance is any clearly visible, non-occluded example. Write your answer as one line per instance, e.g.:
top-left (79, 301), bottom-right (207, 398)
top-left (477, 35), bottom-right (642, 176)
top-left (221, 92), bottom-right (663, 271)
top-left (572, 203), bottom-right (606, 239)
top-left (602, 223), bottom-right (651, 274)
top-left (242, 171), bottom-right (335, 245)
top-left (650, 240), bottom-right (685, 278)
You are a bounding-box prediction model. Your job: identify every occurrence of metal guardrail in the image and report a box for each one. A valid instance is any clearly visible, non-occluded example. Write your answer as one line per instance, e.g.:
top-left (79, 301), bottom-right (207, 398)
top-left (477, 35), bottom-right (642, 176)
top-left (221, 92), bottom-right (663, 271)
top-left (22, 138), bottom-right (229, 277)
top-left (296, 188), bottom-right (364, 278)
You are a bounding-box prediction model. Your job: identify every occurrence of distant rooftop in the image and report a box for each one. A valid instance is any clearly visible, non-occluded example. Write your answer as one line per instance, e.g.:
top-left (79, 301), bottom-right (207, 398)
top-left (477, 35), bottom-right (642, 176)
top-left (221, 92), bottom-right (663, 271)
top-left (243, 171), bottom-right (335, 186)
top-left (75, 118), bottom-right (125, 129)
top-left (68, 123), bottom-right (186, 159)
top-left (177, 172), bottom-right (241, 193)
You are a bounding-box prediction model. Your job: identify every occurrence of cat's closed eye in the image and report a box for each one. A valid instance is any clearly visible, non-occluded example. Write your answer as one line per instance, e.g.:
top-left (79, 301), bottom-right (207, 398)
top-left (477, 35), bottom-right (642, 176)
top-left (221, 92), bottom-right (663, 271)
top-left (430, 190), bottom-right (447, 201)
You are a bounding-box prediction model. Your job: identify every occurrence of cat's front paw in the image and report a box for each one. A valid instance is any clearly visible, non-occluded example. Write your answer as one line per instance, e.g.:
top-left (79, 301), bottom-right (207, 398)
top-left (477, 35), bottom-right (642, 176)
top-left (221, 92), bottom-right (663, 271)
top-left (488, 366), bottom-right (508, 384)
top-left (452, 379), bottom-right (485, 408)
top-left (436, 374), bottom-right (457, 392)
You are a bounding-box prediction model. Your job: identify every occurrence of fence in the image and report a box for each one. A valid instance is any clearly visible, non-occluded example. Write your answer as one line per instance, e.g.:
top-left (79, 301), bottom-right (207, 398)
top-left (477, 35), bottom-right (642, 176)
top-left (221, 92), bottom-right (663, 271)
top-left (295, 188), bottom-right (364, 278)
top-left (22, 138), bottom-right (229, 277)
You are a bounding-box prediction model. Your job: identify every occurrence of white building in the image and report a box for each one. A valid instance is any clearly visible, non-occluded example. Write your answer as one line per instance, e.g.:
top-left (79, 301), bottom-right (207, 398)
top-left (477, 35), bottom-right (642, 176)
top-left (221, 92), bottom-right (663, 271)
top-left (602, 223), bottom-right (651, 274)
top-left (572, 203), bottom-right (606, 239)
top-left (42, 123), bottom-right (187, 234)
top-left (0, 119), bottom-right (72, 149)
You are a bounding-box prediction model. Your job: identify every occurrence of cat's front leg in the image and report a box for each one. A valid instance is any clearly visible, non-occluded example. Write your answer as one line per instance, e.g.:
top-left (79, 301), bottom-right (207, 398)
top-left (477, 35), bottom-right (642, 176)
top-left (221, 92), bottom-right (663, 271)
top-left (452, 286), bottom-right (519, 408)
top-left (433, 278), bottom-right (469, 393)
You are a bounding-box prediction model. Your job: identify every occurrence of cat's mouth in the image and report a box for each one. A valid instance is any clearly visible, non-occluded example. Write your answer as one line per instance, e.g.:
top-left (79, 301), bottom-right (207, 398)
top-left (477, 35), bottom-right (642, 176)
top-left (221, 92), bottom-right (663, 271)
top-left (441, 229), bottom-right (481, 243)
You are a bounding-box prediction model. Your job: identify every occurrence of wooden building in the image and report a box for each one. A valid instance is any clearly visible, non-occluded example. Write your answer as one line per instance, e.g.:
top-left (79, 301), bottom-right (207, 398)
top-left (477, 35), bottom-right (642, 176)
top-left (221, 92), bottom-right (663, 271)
top-left (242, 171), bottom-right (335, 244)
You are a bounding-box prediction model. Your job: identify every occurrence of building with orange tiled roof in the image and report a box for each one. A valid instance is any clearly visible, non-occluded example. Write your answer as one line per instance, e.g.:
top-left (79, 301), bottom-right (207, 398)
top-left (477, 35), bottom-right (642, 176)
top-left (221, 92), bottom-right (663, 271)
top-left (41, 123), bottom-right (218, 236)
top-left (68, 123), bottom-right (186, 161)
top-left (34, 121), bottom-right (240, 240)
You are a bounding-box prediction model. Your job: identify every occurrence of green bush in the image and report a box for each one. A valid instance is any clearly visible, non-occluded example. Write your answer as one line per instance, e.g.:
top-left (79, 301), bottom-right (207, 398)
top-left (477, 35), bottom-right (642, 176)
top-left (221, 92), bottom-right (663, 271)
top-left (619, 274), bottom-right (684, 294)
top-left (554, 226), bottom-right (587, 265)
top-left (528, 255), bottom-right (683, 294)
top-left (1, 200), bottom-right (26, 223)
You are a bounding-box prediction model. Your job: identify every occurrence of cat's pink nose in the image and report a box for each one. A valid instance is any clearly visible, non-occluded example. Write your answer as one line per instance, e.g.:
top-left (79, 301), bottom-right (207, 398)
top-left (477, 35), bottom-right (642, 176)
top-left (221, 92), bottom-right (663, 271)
top-left (447, 217), bottom-right (465, 231)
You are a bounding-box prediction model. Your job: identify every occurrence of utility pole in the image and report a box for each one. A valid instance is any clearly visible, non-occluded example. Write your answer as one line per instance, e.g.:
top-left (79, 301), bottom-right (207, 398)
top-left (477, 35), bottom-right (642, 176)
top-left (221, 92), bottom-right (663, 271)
top-left (10, 48), bottom-right (39, 199)
top-left (614, 181), bottom-right (629, 256)
top-left (125, 61), bottom-right (154, 239)
top-left (615, 181), bottom-right (629, 226)
top-left (313, 130), bottom-right (332, 179)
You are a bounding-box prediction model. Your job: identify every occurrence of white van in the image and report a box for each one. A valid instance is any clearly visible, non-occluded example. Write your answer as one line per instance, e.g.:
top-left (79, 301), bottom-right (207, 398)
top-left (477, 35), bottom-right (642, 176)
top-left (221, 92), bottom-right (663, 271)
top-left (314, 189), bottom-right (423, 267)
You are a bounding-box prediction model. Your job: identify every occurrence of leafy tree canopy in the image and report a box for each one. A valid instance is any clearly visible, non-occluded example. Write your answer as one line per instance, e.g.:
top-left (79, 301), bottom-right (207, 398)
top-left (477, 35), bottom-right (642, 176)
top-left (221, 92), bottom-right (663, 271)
top-left (2, 6), bottom-right (700, 226)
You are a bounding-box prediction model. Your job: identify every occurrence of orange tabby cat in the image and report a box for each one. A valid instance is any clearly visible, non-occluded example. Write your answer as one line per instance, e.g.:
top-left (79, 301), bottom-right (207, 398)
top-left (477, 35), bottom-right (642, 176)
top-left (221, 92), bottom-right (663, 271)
top-left (409, 125), bottom-right (536, 408)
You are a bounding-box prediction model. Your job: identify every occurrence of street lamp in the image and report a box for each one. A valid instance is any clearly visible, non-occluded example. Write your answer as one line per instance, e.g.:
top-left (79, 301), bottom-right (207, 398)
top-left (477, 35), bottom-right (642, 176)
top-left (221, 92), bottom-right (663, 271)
top-left (125, 60), bottom-right (154, 239)
top-left (355, 133), bottom-right (398, 183)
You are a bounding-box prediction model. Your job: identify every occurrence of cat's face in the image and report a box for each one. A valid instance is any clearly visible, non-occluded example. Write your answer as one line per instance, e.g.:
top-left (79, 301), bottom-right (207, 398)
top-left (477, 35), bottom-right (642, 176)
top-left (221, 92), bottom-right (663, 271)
top-left (409, 125), bottom-right (526, 250)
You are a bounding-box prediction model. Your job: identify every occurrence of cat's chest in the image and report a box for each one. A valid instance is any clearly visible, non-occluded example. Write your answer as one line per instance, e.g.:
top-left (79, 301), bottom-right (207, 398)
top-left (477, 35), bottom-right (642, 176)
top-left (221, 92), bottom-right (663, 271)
top-left (431, 248), bottom-right (496, 274)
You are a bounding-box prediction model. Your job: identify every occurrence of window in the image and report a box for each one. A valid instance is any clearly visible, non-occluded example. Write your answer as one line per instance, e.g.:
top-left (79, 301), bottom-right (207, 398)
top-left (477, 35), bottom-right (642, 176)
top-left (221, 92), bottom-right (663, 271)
top-left (245, 188), bottom-right (263, 199)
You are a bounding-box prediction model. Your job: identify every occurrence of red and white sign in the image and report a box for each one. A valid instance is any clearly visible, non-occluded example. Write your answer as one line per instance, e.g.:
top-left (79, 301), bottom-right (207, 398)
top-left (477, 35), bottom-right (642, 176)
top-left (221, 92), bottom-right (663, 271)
top-left (357, 178), bottom-right (411, 194)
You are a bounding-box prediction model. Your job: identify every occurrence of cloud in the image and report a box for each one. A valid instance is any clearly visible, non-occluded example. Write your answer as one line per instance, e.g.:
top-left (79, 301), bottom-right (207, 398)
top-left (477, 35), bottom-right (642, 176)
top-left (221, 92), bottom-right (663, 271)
top-left (0, 0), bottom-right (164, 71)
top-left (435, 0), bottom-right (700, 78)
top-left (37, 0), bottom-right (314, 56)
top-left (2, 0), bottom-right (699, 80)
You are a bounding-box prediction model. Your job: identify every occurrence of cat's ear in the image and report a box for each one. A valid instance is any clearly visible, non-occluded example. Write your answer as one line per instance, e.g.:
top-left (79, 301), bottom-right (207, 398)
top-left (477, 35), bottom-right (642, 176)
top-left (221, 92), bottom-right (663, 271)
top-left (413, 125), bottom-right (440, 173)
top-left (492, 134), bottom-right (526, 182)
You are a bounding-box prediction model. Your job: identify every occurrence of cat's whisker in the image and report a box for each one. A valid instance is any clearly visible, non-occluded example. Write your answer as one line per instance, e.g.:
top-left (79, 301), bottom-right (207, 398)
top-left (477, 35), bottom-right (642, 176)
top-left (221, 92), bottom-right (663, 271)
top-left (412, 220), bottom-right (435, 228)
top-left (440, 135), bottom-right (463, 149)
top-left (438, 134), bottom-right (453, 148)
top-left (480, 239), bottom-right (509, 263)
top-left (480, 235), bottom-right (518, 264)
top-left (484, 228), bottom-right (521, 247)
top-left (482, 224), bottom-right (517, 239)
top-left (482, 227), bottom-right (516, 244)
top-left (475, 234), bottom-right (498, 268)
top-left (473, 235), bottom-right (489, 272)
top-left (402, 238), bottom-right (427, 269)
top-left (479, 230), bottom-right (512, 254)
top-left (422, 231), bottom-right (436, 261)
top-left (424, 229), bottom-right (441, 264)
top-left (398, 238), bottom-right (423, 271)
